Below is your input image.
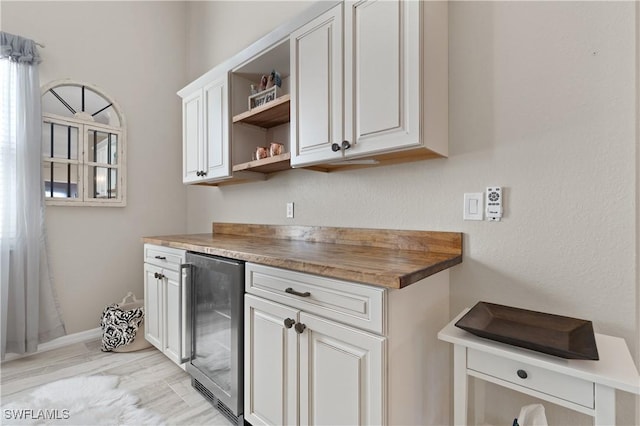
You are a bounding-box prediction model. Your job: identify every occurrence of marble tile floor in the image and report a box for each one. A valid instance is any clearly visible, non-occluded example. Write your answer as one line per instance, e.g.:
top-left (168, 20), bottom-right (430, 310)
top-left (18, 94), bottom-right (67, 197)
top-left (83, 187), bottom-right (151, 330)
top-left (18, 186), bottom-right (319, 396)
top-left (0, 339), bottom-right (234, 426)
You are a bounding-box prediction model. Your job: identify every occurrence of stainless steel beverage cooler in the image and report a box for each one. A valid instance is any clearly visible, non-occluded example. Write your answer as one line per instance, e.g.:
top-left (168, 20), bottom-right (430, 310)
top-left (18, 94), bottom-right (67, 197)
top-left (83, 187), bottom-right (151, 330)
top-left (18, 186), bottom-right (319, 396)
top-left (183, 252), bottom-right (245, 425)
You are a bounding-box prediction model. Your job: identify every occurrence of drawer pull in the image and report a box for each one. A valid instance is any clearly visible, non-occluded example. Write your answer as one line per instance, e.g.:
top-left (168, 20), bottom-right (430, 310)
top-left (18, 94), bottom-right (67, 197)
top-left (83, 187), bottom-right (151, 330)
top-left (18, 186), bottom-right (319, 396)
top-left (517, 369), bottom-right (528, 379)
top-left (285, 287), bottom-right (311, 298)
top-left (284, 318), bottom-right (295, 329)
top-left (294, 323), bottom-right (306, 334)
top-left (154, 256), bottom-right (167, 260)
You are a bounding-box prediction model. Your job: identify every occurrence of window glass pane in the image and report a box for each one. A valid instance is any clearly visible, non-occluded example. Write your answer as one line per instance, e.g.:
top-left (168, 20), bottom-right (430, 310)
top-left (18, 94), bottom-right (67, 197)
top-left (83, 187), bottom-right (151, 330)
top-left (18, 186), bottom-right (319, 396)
top-left (42, 90), bottom-right (76, 118)
top-left (42, 85), bottom-right (120, 127)
top-left (84, 89), bottom-right (120, 127)
top-left (43, 161), bottom-right (80, 199)
top-left (88, 130), bottom-right (118, 165)
top-left (89, 166), bottom-right (118, 199)
top-left (42, 122), bottom-right (79, 160)
top-left (50, 85), bottom-right (82, 114)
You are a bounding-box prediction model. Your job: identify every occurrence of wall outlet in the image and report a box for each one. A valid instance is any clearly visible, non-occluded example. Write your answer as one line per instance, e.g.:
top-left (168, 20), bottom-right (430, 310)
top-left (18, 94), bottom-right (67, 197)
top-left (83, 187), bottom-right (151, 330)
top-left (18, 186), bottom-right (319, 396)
top-left (286, 202), bottom-right (294, 218)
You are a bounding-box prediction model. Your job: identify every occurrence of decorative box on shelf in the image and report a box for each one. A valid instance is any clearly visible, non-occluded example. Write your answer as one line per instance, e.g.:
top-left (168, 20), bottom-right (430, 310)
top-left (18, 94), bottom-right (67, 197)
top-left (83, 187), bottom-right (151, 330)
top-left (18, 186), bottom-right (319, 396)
top-left (248, 86), bottom-right (279, 110)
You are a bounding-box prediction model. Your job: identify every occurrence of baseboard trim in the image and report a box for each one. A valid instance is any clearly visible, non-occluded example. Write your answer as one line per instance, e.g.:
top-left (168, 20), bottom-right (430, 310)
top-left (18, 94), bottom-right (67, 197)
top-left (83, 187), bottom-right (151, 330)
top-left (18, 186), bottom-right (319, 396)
top-left (2, 327), bottom-right (102, 363)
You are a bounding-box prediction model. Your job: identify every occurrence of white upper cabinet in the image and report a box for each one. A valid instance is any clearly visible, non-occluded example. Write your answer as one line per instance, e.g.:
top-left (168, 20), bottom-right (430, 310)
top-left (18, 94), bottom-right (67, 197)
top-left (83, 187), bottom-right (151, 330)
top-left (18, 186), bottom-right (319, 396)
top-left (291, 0), bottom-right (448, 168)
top-left (182, 90), bottom-right (202, 183)
top-left (290, 4), bottom-right (344, 166)
top-left (203, 78), bottom-right (231, 180)
top-left (181, 73), bottom-right (231, 184)
top-left (179, 0), bottom-right (448, 181)
top-left (346, 0), bottom-right (448, 161)
top-left (344, 0), bottom-right (420, 156)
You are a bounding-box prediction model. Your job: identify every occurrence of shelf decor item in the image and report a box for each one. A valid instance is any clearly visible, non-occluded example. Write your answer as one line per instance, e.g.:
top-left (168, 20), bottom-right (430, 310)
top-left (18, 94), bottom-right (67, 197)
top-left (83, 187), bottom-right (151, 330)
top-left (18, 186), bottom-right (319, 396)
top-left (248, 85), bottom-right (279, 110)
top-left (455, 301), bottom-right (599, 360)
top-left (248, 70), bottom-right (282, 110)
top-left (269, 142), bottom-right (284, 157)
top-left (255, 146), bottom-right (268, 160)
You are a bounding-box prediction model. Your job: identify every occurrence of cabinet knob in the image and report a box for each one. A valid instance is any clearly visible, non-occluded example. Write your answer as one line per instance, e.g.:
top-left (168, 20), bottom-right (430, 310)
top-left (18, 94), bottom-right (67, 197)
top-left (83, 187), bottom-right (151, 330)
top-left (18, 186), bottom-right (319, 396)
top-left (331, 143), bottom-right (341, 152)
top-left (154, 272), bottom-right (159, 279)
top-left (516, 369), bottom-right (528, 379)
top-left (294, 323), bottom-right (306, 334)
top-left (341, 140), bottom-right (351, 150)
top-left (284, 318), bottom-right (295, 329)
top-left (196, 171), bottom-right (201, 176)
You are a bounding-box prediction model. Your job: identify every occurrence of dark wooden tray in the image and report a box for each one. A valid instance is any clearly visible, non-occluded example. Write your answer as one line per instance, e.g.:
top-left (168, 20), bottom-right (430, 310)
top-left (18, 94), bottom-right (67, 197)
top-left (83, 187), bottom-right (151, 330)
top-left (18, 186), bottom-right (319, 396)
top-left (455, 302), bottom-right (599, 360)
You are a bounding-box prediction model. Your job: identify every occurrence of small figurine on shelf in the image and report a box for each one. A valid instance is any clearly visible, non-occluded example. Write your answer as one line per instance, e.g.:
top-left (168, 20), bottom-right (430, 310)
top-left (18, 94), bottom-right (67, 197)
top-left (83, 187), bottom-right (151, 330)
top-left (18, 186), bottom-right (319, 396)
top-left (269, 142), bottom-right (284, 157)
top-left (265, 70), bottom-right (281, 89)
top-left (255, 146), bottom-right (268, 160)
top-left (258, 75), bottom-right (268, 92)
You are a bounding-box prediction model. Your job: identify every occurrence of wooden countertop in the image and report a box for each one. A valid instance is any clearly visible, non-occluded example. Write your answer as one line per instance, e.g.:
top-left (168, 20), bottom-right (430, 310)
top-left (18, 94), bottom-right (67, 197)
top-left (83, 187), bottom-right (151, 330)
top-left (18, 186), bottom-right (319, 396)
top-left (143, 223), bottom-right (463, 289)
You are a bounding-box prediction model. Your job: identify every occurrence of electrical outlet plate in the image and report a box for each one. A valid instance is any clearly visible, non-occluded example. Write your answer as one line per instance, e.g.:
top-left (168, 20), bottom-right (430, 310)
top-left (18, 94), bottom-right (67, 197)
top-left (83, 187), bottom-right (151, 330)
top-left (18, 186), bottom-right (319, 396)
top-left (286, 202), bottom-right (294, 218)
top-left (486, 187), bottom-right (503, 221)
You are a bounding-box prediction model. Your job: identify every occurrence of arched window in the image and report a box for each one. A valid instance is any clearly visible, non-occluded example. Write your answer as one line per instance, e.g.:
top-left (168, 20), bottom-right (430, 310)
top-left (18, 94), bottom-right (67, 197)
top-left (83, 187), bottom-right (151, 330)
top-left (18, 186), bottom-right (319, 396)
top-left (41, 80), bottom-right (126, 206)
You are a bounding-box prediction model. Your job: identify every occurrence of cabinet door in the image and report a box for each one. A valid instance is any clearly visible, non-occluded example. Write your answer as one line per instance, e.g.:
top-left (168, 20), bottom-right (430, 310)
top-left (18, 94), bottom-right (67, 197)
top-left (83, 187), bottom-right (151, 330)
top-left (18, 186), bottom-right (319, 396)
top-left (245, 295), bottom-right (298, 426)
top-left (344, 0), bottom-right (421, 157)
top-left (299, 312), bottom-right (385, 426)
top-left (182, 89), bottom-right (203, 183)
top-left (143, 263), bottom-right (163, 350)
top-left (290, 3), bottom-right (344, 167)
top-left (202, 75), bottom-right (231, 180)
top-left (163, 268), bottom-right (182, 365)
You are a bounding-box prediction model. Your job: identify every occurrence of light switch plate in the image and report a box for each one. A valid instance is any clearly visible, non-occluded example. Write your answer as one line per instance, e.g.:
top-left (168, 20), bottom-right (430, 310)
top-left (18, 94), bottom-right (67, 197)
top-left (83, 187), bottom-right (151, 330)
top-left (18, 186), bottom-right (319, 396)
top-left (463, 193), bottom-right (483, 220)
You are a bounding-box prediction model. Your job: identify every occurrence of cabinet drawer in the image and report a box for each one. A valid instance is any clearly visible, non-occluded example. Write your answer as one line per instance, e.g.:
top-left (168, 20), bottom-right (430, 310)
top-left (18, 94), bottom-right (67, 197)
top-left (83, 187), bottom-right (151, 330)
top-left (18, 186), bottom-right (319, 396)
top-left (246, 263), bottom-right (385, 334)
top-left (144, 244), bottom-right (186, 270)
top-left (467, 348), bottom-right (594, 408)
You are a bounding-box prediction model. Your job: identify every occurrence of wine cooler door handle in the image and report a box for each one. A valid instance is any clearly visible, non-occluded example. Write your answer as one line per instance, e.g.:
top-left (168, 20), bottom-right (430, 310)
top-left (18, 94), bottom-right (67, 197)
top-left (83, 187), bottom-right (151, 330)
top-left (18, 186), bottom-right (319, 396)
top-left (179, 263), bottom-right (193, 364)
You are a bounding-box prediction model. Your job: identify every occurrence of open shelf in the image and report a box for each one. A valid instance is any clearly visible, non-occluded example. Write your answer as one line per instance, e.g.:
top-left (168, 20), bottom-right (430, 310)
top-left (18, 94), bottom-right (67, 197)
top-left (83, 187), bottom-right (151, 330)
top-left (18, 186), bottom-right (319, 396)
top-left (232, 152), bottom-right (291, 174)
top-left (232, 94), bottom-right (290, 128)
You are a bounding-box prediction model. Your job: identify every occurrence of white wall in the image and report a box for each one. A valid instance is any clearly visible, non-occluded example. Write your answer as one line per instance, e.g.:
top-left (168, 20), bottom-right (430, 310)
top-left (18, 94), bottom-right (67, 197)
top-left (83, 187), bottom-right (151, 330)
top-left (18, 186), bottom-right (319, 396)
top-left (636, 3), bottom-right (640, 424)
top-left (184, 1), bottom-right (639, 425)
top-left (1, 1), bottom-right (189, 334)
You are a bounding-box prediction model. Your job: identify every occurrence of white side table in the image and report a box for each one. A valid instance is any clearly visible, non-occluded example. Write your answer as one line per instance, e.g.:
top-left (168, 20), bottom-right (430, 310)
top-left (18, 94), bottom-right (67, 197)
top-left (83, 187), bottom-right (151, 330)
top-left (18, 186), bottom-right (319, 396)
top-left (438, 309), bottom-right (640, 426)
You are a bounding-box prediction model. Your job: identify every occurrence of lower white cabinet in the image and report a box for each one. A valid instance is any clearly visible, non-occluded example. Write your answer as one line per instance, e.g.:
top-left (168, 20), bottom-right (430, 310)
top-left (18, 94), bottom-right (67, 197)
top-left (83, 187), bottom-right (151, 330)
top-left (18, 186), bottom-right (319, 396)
top-left (245, 294), bottom-right (384, 426)
top-left (143, 244), bottom-right (186, 366)
top-left (244, 295), bottom-right (299, 426)
top-left (298, 311), bottom-right (385, 426)
top-left (244, 262), bottom-right (451, 425)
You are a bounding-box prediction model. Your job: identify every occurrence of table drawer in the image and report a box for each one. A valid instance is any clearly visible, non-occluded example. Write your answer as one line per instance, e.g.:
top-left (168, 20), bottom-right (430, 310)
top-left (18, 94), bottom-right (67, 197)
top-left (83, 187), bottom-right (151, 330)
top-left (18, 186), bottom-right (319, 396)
top-left (467, 348), bottom-right (594, 408)
top-left (144, 244), bottom-right (186, 270)
top-left (246, 263), bottom-right (385, 334)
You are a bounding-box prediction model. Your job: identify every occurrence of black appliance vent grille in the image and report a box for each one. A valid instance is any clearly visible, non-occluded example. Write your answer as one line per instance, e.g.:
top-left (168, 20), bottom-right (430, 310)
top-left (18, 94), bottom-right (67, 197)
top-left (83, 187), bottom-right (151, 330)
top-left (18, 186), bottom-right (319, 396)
top-left (192, 378), bottom-right (238, 424)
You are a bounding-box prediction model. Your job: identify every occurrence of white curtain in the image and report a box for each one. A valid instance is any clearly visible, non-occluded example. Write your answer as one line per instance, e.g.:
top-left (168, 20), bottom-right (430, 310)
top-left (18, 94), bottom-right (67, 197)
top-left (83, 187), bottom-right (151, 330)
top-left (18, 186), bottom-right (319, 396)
top-left (1, 32), bottom-right (65, 360)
